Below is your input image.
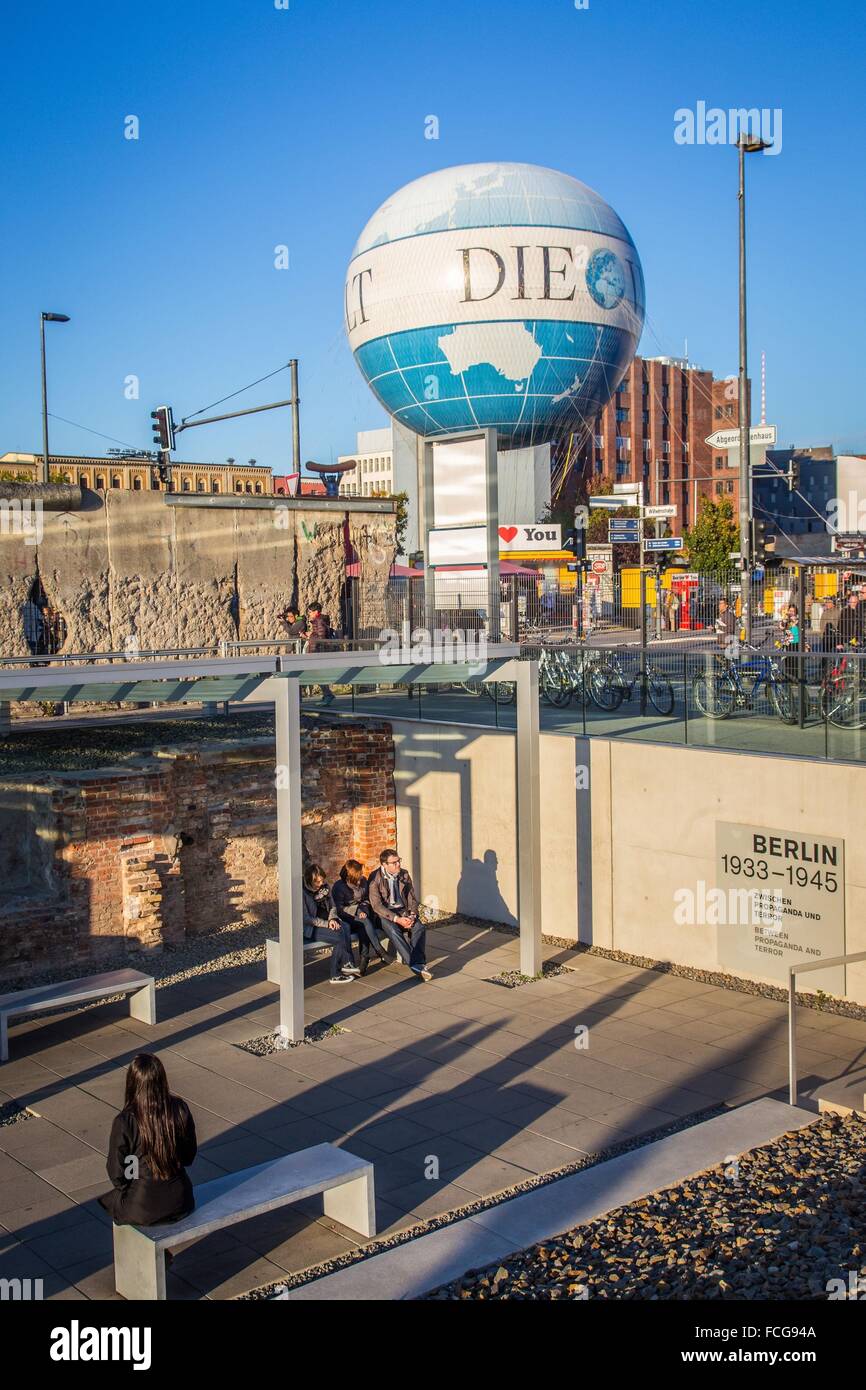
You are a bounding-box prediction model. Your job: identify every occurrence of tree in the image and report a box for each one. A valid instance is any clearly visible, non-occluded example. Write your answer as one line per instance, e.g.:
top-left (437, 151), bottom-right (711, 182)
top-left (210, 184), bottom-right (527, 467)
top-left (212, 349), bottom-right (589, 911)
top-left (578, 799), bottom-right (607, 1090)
top-left (370, 488), bottom-right (408, 555)
top-left (683, 496), bottom-right (738, 573)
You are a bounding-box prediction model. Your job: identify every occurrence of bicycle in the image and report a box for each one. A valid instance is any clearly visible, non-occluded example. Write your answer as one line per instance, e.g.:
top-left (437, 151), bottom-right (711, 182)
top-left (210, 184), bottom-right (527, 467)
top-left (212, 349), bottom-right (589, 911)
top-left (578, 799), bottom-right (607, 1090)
top-left (691, 642), bottom-right (798, 723)
top-left (593, 647), bottom-right (676, 716)
top-left (820, 648), bottom-right (866, 729)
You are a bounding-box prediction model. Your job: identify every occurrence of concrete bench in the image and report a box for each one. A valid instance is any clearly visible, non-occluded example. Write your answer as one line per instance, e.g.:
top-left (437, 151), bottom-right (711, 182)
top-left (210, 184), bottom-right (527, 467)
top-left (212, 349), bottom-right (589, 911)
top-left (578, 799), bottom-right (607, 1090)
top-left (265, 936), bottom-right (342, 982)
top-left (113, 1143), bottom-right (376, 1300)
top-left (0, 968), bottom-right (156, 1063)
top-left (265, 932), bottom-right (390, 982)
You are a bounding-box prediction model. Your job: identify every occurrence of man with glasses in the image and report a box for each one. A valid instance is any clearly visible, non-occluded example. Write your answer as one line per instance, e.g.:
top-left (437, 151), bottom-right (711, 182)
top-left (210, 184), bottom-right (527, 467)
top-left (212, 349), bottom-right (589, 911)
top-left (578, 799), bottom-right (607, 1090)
top-left (368, 849), bottom-right (432, 981)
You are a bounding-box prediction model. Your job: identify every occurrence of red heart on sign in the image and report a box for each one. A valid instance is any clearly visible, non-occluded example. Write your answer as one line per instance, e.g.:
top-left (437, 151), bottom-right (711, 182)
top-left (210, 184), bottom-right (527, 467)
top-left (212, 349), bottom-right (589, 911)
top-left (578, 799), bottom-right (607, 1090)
top-left (498, 526), bottom-right (518, 543)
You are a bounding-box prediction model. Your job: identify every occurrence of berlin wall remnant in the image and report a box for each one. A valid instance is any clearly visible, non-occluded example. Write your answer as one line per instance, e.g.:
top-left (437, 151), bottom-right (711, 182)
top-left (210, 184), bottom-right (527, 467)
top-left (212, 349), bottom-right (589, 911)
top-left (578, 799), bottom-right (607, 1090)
top-left (0, 490), bottom-right (396, 655)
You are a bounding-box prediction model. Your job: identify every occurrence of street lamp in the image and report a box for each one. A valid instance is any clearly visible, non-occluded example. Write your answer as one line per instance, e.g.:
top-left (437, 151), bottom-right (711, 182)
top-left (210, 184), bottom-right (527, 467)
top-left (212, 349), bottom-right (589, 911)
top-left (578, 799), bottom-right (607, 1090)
top-left (40, 312), bottom-right (71, 485)
top-left (737, 132), bottom-right (769, 643)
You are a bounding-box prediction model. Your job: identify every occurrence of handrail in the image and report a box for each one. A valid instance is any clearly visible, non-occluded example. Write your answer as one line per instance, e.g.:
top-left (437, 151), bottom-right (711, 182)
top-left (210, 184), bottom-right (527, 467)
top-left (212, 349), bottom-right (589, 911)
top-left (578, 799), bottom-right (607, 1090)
top-left (788, 950), bottom-right (866, 1105)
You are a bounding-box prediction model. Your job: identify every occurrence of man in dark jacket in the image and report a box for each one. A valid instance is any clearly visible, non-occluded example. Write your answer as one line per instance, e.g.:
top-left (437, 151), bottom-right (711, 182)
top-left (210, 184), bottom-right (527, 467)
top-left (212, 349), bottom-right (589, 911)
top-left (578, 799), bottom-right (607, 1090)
top-left (306, 601), bottom-right (334, 705)
top-left (368, 849), bottom-right (431, 980)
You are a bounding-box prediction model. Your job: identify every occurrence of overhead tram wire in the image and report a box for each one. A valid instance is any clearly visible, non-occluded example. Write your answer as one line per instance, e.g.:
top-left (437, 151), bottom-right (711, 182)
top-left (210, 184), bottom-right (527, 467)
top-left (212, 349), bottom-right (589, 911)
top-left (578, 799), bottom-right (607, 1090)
top-left (46, 414), bottom-right (147, 453)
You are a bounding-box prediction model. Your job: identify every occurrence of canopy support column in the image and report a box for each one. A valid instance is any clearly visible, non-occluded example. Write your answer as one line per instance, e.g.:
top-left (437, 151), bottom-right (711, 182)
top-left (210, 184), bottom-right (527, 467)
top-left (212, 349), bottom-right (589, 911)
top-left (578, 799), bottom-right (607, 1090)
top-left (515, 659), bottom-right (541, 977)
top-left (275, 677), bottom-right (305, 1042)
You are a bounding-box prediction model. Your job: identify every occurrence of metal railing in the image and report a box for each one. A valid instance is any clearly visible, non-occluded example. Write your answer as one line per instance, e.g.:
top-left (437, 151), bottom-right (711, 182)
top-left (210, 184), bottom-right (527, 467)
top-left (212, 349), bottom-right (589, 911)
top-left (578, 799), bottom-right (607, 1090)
top-left (788, 951), bottom-right (866, 1106)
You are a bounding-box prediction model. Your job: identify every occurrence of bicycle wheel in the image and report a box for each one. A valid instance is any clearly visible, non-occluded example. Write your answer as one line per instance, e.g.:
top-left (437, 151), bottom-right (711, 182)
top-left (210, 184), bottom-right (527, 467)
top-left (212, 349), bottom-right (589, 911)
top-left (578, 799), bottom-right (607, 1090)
top-left (646, 669), bottom-right (675, 716)
top-left (692, 671), bottom-right (736, 719)
top-left (767, 677), bottom-right (798, 725)
top-left (488, 680), bottom-right (516, 705)
top-left (822, 674), bottom-right (866, 729)
top-left (588, 658), bottom-right (624, 711)
top-left (541, 666), bottom-right (572, 707)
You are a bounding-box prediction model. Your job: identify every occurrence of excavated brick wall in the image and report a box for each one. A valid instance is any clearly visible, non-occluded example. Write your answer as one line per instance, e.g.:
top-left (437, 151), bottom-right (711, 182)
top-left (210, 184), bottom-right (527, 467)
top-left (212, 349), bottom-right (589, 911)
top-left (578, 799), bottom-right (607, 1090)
top-left (0, 719), bottom-right (396, 985)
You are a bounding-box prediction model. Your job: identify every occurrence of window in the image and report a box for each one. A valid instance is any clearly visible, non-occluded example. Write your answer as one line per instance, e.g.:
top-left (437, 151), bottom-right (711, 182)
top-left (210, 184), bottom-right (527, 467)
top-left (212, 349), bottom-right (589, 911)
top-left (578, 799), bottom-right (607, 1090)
top-left (616, 436), bottom-right (630, 451)
top-left (212, 481), bottom-right (220, 493)
top-left (95, 475), bottom-right (105, 489)
top-left (64, 472), bottom-right (73, 483)
top-left (182, 479), bottom-right (191, 492)
top-left (716, 481), bottom-right (723, 494)
top-left (245, 483), bottom-right (252, 493)
top-left (235, 481), bottom-right (243, 492)
top-left (80, 475), bottom-right (90, 488)
top-left (726, 481), bottom-right (734, 493)
top-left (197, 479), bottom-right (205, 492)
top-left (716, 456), bottom-right (725, 471)
top-left (616, 408), bottom-right (629, 422)
top-left (133, 476), bottom-right (142, 490)
top-left (112, 476), bottom-right (121, 488)
top-left (715, 406), bottom-right (723, 419)
top-left (255, 482), bottom-right (262, 494)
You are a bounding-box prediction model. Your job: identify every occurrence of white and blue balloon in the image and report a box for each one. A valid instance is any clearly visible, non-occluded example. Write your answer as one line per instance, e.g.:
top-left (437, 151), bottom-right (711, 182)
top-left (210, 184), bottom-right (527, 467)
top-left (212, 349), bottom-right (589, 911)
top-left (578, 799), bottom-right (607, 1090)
top-left (345, 162), bottom-right (645, 448)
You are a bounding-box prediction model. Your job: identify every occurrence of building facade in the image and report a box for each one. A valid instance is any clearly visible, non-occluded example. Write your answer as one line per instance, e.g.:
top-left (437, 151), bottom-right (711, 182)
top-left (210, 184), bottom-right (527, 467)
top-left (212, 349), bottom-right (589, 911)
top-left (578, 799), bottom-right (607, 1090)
top-left (571, 355), bottom-right (750, 533)
top-left (0, 452), bottom-right (273, 495)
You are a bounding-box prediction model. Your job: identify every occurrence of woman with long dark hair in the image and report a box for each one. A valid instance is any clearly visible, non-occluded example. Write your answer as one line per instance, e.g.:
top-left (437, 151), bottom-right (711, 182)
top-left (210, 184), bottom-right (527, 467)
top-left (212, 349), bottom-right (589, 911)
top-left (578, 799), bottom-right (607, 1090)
top-left (304, 862), bottom-right (358, 983)
top-left (332, 859), bottom-right (389, 975)
top-left (99, 1053), bottom-right (197, 1226)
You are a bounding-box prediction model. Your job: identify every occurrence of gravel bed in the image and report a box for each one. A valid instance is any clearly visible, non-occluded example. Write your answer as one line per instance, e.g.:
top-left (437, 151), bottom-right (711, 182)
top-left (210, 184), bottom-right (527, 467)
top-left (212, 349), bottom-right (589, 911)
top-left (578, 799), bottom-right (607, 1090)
top-left (0, 709), bottom-right (276, 775)
top-left (422, 1113), bottom-right (866, 1301)
top-left (0, 1100), bottom-right (33, 1127)
top-left (240, 1103), bottom-right (725, 1300)
top-left (236, 1022), bottom-right (347, 1055)
top-left (487, 962), bottom-right (570, 988)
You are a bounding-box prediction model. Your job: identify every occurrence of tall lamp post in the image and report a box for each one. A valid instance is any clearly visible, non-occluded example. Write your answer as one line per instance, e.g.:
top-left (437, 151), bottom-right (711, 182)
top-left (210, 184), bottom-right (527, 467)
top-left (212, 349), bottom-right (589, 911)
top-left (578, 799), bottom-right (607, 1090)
top-left (737, 132), bottom-right (769, 644)
top-left (40, 312), bottom-right (71, 484)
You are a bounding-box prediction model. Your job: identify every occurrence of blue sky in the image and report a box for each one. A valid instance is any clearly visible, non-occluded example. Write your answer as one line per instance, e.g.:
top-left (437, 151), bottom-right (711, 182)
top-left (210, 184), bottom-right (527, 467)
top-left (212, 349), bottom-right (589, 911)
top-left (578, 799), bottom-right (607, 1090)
top-left (2, 0), bottom-right (864, 473)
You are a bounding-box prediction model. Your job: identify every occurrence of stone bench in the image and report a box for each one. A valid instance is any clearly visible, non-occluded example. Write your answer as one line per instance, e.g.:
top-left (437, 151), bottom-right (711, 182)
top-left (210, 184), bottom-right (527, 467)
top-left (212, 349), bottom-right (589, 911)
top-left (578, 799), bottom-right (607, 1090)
top-left (113, 1143), bottom-right (376, 1300)
top-left (0, 969), bottom-right (156, 1063)
top-left (265, 931), bottom-right (390, 982)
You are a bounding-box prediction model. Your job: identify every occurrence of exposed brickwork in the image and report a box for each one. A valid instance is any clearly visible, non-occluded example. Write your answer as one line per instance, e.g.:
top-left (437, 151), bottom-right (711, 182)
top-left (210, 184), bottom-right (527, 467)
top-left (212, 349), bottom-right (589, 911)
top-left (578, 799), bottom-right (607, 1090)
top-left (0, 718), bottom-right (396, 985)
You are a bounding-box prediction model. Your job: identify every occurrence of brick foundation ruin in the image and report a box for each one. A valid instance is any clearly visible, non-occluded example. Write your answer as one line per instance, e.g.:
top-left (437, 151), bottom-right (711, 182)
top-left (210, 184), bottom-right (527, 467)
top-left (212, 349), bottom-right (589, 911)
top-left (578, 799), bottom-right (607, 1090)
top-left (0, 718), bottom-right (396, 985)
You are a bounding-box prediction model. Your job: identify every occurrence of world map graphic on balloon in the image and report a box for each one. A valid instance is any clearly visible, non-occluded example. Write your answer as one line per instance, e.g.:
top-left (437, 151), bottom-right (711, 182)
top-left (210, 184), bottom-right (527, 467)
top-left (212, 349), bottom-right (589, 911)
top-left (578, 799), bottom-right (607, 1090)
top-left (345, 162), bottom-right (645, 447)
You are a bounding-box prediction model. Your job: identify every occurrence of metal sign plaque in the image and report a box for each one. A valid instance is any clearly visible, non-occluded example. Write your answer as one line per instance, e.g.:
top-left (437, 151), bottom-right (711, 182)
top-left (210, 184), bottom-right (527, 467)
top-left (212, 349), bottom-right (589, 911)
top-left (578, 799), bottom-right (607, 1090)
top-left (715, 821), bottom-right (846, 993)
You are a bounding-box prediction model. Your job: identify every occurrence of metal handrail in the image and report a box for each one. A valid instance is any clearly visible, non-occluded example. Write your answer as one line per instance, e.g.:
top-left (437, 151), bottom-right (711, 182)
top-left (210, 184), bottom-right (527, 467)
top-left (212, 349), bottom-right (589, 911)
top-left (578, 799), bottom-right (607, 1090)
top-left (788, 950), bottom-right (866, 1105)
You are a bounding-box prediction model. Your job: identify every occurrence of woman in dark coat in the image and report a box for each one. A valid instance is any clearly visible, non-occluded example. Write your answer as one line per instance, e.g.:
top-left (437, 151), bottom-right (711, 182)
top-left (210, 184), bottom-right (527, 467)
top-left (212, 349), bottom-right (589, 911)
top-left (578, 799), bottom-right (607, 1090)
top-left (332, 859), bottom-right (389, 975)
top-left (304, 863), bottom-right (358, 983)
top-left (99, 1053), bottom-right (197, 1227)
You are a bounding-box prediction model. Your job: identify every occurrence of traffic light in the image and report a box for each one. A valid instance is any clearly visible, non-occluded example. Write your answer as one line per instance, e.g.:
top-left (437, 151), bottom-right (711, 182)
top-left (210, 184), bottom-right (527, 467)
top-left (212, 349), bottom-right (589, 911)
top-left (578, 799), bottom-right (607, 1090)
top-left (563, 527), bottom-right (586, 562)
top-left (150, 405), bottom-right (176, 452)
top-left (751, 518), bottom-right (776, 565)
top-left (788, 456), bottom-right (800, 492)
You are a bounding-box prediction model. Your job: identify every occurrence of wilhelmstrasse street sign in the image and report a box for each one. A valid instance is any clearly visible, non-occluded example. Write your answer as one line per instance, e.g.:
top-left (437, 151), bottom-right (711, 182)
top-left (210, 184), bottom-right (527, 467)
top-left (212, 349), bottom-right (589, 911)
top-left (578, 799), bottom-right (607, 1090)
top-left (645, 537), bottom-right (684, 551)
top-left (705, 424), bottom-right (777, 450)
top-left (644, 504), bottom-right (677, 519)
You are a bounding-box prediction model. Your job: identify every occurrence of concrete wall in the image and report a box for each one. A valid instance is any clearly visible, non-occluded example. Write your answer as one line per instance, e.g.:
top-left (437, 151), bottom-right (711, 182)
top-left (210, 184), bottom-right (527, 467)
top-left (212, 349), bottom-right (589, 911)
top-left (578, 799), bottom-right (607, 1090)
top-left (391, 717), bottom-right (866, 1004)
top-left (0, 492), bottom-right (395, 655)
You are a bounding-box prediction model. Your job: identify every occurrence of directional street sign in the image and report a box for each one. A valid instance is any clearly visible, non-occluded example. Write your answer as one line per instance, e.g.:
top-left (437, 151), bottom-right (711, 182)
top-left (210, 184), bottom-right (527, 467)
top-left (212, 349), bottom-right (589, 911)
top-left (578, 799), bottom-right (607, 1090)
top-left (610, 523), bottom-right (640, 542)
top-left (644, 504), bottom-right (677, 519)
top-left (589, 496), bottom-right (627, 510)
top-left (705, 424), bottom-right (777, 450)
top-left (645, 537), bottom-right (684, 551)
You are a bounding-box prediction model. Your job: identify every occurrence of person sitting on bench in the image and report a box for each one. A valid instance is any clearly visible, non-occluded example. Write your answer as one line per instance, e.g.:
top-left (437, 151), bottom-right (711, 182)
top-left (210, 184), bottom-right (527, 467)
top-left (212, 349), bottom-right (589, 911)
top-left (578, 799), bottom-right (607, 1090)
top-left (99, 1053), bottom-right (197, 1228)
top-left (368, 849), bottom-right (432, 981)
top-left (305, 863), bottom-right (359, 984)
top-left (332, 859), bottom-right (389, 976)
